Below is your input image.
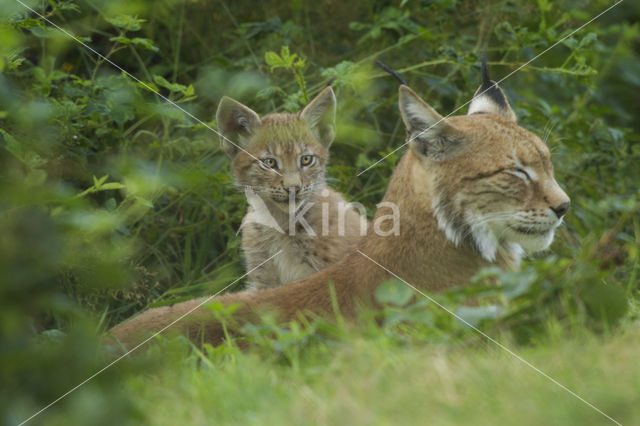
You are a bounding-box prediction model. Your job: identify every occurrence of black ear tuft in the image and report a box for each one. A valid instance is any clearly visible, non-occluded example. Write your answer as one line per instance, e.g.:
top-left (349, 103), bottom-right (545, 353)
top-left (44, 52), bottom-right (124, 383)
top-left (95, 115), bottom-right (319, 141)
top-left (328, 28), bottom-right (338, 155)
top-left (376, 60), bottom-right (408, 86)
top-left (481, 52), bottom-right (491, 88)
top-left (477, 54), bottom-right (508, 109)
top-left (468, 55), bottom-right (516, 121)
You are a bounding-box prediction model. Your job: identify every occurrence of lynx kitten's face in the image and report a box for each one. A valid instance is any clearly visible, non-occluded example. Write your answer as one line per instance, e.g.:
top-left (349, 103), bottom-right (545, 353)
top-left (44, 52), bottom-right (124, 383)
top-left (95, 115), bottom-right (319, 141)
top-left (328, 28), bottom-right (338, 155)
top-left (216, 87), bottom-right (337, 213)
top-left (231, 117), bottom-right (329, 210)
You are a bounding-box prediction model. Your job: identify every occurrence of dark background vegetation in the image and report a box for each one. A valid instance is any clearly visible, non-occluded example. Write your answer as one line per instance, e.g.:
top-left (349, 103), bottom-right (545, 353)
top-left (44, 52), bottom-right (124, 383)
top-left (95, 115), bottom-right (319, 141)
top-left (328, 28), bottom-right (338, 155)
top-left (0, 0), bottom-right (638, 424)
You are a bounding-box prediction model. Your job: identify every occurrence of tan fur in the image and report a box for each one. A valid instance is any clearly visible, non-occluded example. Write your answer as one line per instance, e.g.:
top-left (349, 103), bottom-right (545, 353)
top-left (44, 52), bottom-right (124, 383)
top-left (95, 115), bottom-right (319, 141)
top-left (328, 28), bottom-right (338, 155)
top-left (217, 88), bottom-right (366, 290)
top-left (240, 188), bottom-right (366, 290)
top-left (108, 81), bottom-right (570, 350)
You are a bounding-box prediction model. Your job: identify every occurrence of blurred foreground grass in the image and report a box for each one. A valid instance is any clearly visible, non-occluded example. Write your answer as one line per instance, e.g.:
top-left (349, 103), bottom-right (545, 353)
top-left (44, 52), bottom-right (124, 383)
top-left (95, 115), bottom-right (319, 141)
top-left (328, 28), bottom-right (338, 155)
top-left (39, 325), bottom-right (640, 426)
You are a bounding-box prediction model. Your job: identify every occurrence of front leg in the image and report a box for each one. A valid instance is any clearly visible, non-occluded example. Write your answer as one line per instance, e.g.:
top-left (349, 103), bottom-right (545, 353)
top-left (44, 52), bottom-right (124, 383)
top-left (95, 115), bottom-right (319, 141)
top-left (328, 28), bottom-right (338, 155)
top-left (244, 249), bottom-right (282, 291)
top-left (241, 221), bottom-right (283, 291)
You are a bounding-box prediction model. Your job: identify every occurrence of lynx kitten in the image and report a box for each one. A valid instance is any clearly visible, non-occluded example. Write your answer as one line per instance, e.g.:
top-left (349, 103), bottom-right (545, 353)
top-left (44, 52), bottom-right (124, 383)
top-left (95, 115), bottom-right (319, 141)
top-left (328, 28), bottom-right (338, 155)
top-left (216, 87), bottom-right (367, 291)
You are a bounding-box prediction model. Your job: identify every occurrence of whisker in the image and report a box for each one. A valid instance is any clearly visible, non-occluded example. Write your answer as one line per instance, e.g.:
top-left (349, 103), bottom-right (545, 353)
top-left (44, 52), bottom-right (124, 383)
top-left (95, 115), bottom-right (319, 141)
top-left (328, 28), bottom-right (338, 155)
top-left (543, 119), bottom-right (560, 144)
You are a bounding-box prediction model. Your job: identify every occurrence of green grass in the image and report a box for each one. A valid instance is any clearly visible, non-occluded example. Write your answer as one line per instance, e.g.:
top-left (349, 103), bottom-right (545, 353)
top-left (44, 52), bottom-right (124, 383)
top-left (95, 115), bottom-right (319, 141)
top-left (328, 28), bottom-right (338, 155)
top-left (108, 328), bottom-right (638, 425)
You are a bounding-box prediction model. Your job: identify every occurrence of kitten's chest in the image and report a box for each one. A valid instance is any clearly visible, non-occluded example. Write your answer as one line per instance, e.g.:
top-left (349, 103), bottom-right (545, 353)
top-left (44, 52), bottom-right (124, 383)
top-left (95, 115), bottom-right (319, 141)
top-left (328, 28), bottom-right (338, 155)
top-left (255, 226), bottom-right (322, 284)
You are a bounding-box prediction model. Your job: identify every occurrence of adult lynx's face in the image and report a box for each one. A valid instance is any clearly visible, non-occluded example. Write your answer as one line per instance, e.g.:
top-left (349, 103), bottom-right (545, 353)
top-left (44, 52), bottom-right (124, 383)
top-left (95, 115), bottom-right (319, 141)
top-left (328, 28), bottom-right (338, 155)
top-left (399, 69), bottom-right (570, 262)
top-left (216, 88), bottom-right (336, 210)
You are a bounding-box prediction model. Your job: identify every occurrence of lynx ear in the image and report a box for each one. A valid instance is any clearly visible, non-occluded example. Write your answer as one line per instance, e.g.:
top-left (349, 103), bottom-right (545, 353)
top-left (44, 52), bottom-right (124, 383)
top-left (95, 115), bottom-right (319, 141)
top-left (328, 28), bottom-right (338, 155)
top-left (300, 87), bottom-right (336, 148)
top-left (398, 85), bottom-right (463, 160)
top-left (467, 57), bottom-right (516, 121)
top-left (215, 96), bottom-right (262, 157)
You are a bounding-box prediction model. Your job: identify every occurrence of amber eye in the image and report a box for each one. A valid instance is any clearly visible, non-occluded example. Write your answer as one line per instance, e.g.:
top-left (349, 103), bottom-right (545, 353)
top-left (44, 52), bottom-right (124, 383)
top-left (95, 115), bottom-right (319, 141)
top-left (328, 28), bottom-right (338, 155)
top-left (261, 157), bottom-right (278, 169)
top-left (300, 155), bottom-right (315, 167)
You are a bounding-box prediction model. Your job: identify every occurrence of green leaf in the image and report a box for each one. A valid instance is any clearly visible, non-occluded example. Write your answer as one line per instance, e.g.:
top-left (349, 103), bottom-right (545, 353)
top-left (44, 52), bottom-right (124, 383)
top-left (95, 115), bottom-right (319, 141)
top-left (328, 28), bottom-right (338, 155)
top-left (49, 70), bottom-right (69, 81)
top-left (375, 279), bottom-right (414, 306)
top-left (355, 153), bottom-right (370, 169)
top-left (130, 37), bottom-right (159, 52)
top-left (136, 81), bottom-right (159, 93)
top-left (32, 67), bottom-right (47, 84)
top-left (265, 51), bottom-right (287, 70)
top-left (15, 18), bottom-right (44, 30)
top-left (293, 57), bottom-right (306, 70)
top-left (153, 75), bottom-right (188, 93)
top-left (563, 37), bottom-right (578, 49)
top-left (455, 305), bottom-right (505, 328)
top-left (94, 174), bottom-right (109, 188)
top-left (182, 84), bottom-right (195, 97)
top-left (105, 15), bottom-right (146, 32)
top-left (109, 35), bottom-right (132, 44)
top-left (57, 1), bottom-right (81, 13)
top-left (579, 32), bottom-right (598, 48)
top-left (100, 182), bottom-right (125, 190)
top-left (135, 196), bottom-right (154, 208)
top-left (110, 36), bottom-right (158, 52)
top-left (280, 46), bottom-right (292, 62)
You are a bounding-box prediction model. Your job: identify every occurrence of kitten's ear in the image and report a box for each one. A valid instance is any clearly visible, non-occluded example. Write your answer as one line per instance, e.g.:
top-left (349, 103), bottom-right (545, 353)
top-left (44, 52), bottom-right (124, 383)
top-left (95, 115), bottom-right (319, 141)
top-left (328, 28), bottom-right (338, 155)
top-left (216, 96), bottom-right (262, 157)
top-left (467, 56), bottom-right (516, 121)
top-left (398, 85), bottom-right (464, 160)
top-left (300, 86), bottom-right (336, 148)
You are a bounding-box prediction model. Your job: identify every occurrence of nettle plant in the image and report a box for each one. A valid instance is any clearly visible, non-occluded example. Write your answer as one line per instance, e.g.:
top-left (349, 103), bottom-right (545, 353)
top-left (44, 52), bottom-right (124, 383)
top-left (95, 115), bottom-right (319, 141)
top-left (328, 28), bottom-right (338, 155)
top-left (264, 46), bottom-right (309, 107)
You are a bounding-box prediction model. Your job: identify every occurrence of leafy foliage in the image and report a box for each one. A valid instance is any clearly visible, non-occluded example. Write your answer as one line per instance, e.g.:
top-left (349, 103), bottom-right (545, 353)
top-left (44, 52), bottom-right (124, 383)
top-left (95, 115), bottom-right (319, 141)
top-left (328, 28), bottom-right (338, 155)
top-left (0, 0), bottom-right (638, 423)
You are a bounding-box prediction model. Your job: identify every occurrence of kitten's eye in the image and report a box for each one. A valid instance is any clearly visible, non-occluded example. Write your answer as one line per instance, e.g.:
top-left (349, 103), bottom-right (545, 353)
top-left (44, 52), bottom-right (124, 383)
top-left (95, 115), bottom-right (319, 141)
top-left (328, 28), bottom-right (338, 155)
top-left (260, 157), bottom-right (278, 169)
top-left (300, 155), bottom-right (315, 167)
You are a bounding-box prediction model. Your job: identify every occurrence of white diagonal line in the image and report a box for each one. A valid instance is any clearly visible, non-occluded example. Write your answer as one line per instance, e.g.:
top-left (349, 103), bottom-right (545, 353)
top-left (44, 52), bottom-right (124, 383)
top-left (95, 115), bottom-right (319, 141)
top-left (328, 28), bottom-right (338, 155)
top-left (13, 0), bottom-right (282, 176)
top-left (356, 0), bottom-right (623, 176)
top-left (356, 249), bottom-right (622, 425)
top-left (18, 250), bottom-right (283, 426)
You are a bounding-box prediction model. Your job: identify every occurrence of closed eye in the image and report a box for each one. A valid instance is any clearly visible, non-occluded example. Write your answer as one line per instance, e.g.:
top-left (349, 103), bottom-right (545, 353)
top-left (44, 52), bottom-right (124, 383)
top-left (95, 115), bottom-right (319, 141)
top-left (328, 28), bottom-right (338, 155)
top-left (505, 168), bottom-right (531, 182)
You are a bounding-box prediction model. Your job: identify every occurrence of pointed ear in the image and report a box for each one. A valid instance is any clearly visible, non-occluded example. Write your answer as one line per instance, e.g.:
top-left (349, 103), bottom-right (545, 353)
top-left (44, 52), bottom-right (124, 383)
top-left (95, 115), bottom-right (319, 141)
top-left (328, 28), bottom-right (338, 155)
top-left (215, 96), bottom-right (262, 157)
top-left (398, 85), bottom-right (464, 160)
top-left (300, 87), bottom-right (336, 147)
top-left (467, 58), bottom-right (516, 121)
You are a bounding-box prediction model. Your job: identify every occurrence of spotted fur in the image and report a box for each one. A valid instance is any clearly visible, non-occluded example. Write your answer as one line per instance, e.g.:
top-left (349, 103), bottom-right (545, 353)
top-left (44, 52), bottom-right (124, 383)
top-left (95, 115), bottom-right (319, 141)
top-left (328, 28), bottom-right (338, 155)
top-left (216, 87), bottom-right (367, 290)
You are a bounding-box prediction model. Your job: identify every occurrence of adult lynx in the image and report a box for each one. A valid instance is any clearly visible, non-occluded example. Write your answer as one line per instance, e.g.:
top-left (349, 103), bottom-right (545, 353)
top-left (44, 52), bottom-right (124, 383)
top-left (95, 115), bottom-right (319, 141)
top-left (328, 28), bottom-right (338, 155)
top-left (109, 66), bottom-right (569, 349)
top-left (216, 87), bottom-right (366, 291)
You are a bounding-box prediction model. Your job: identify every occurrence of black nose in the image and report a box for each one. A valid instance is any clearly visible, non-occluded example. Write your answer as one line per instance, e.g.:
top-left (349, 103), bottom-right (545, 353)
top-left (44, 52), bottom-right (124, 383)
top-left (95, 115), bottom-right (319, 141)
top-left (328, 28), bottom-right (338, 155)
top-left (286, 185), bottom-right (301, 195)
top-left (551, 201), bottom-right (570, 218)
